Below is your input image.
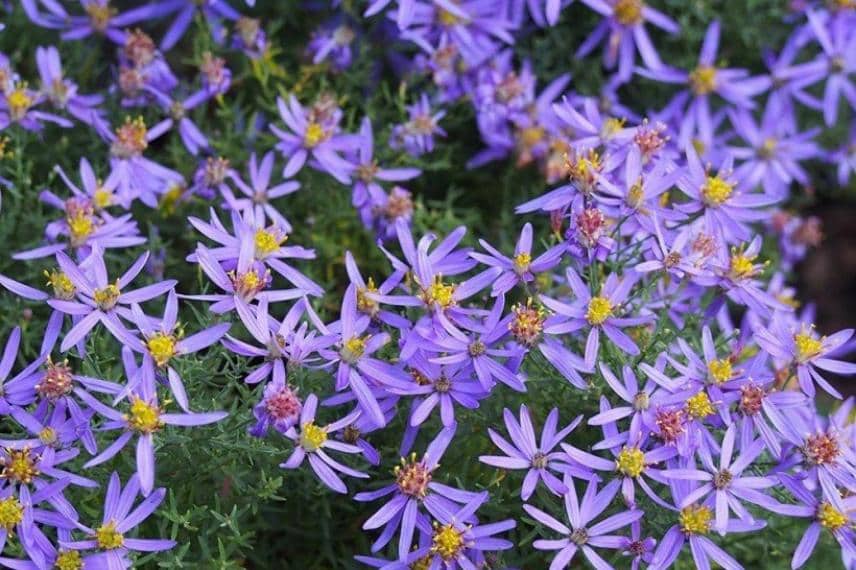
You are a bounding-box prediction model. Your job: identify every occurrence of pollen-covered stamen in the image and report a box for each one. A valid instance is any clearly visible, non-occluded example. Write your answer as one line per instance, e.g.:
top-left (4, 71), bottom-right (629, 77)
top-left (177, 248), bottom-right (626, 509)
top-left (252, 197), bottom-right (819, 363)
top-left (689, 65), bottom-right (717, 95)
top-left (200, 52), bottom-right (228, 90)
top-left (586, 296), bottom-right (613, 326)
top-left (431, 523), bottom-right (466, 559)
top-left (633, 120), bottom-right (668, 160)
top-left (264, 384), bottom-right (302, 424)
top-left (7, 87), bottom-right (33, 121)
top-left (356, 160), bottom-right (379, 183)
top-left (357, 277), bottom-right (380, 316)
top-left (569, 527), bottom-right (590, 545)
top-left (712, 468), bottom-right (733, 489)
top-left (254, 227), bottom-right (288, 258)
top-left (44, 269), bottom-right (76, 300)
top-left (739, 383), bottom-right (765, 415)
top-left (203, 157), bottom-right (230, 189)
top-left (567, 149), bottom-right (603, 193)
top-left (409, 114), bottom-right (438, 136)
top-left (633, 391), bottom-right (650, 411)
top-left (655, 408), bottom-right (685, 443)
top-left (230, 267), bottom-right (270, 301)
top-left (303, 122), bottom-right (329, 148)
top-left (125, 398), bottom-right (163, 434)
top-left (147, 332), bottom-right (178, 368)
top-left (601, 117), bottom-right (627, 139)
top-left (299, 422), bottom-right (327, 452)
top-left (468, 340), bottom-right (486, 357)
top-left (509, 299), bottom-right (546, 347)
top-left (85, 2), bottom-right (115, 31)
top-left (707, 358), bottom-right (733, 384)
top-left (340, 335), bottom-right (369, 364)
top-left (804, 431), bottom-right (840, 465)
top-left (54, 551), bottom-right (83, 570)
top-left (680, 505), bottom-right (712, 535)
top-left (93, 183), bottom-right (113, 209)
top-left (794, 326), bottom-right (824, 362)
top-left (421, 276), bottom-right (457, 309)
top-left (95, 520), bottom-right (124, 550)
top-left (36, 358), bottom-right (74, 401)
top-left (124, 29), bottom-right (155, 66)
top-left (729, 247), bottom-right (764, 280)
top-left (817, 502), bottom-right (848, 531)
top-left (383, 188), bottom-right (414, 221)
top-left (663, 251), bottom-right (682, 268)
top-left (701, 175), bottom-right (733, 206)
top-left (627, 181), bottom-right (645, 209)
top-left (93, 280), bottom-right (121, 311)
top-left (495, 72), bottom-right (525, 103)
top-left (410, 368), bottom-right (433, 386)
top-left (111, 116), bottom-right (148, 159)
top-left (614, 0), bottom-right (644, 25)
top-left (38, 427), bottom-right (58, 446)
top-left (616, 447), bottom-right (645, 477)
top-left (628, 540), bottom-right (647, 556)
top-left (686, 392), bottom-right (715, 419)
top-left (513, 252), bottom-right (532, 274)
top-left (0, 496), bottom-right (23, 532)
top-left (395, 456), bottom-right (433, 498)
top-left (531, 451), bottom-right (548, 469)
top-left (1, 448), bottom-right (40, 484)
top-left (434, 374), bottom-right (452, 393)
top-left (65, 197), bottom-right (98, 247)
top-left (576, 208), bottom-right (607, 248)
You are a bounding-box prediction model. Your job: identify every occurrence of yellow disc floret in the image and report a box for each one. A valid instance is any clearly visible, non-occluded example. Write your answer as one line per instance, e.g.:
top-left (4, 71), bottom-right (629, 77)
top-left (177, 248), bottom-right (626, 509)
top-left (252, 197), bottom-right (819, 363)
top-left (0, 496), bottom-right (24, 532)
top-left (299, 422), bottom-right (327, 452)
top-left (817, 502), bottom-right (848, 531)
top-left (614, 0), bottom-right (643, 25)
top-left (513, 252), bottom-right (531, 274)
top-left (254, 228), bottom-right (287, 258)
top-left (615, 447), bottom-right (645, 477)
top-left (680, 505), bottom-right (712, 535)
top-left (795, 328), bottom-right (824, 362)
top-left (686, 392), bottom-right (715, 419)
top-left (303, 122), bottom-right (327, 148)
top-left (1, 448), bottom-right (39, 484)
top-left (55, 550), bottom-right (84, 570)
top-left (586, 296), bottom-right (613, 326)
top-left (7, 88), bottom-right (32, 121)
top-left (147, 332), bottom-right (178, 367)
top-left (125, 398), bottom-right (163, 434)
top-left (707, 358), bottom-right (732, 384)
top-left (689, 66), bottom-right (717, 95)
top-left (341, 335), bottom-right (369, 363)
top-left (95, 520), bottom-right (124, 550)
top-left (701, 175), bottom-right (733, 206)
top-left (422, 276), bottom-right (456, 309)
top-left (45, 269), bottom-right (76, 300)
top-left (432, 523), bottom-right (465, 560)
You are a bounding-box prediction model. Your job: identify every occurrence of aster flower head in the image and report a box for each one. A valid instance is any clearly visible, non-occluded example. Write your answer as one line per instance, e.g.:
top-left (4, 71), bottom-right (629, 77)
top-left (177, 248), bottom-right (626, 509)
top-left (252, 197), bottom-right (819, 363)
top-left (480, 405), bottom-right (587, 499)
top-left (281, 394), bottom-right (367, 494)
top-left (390, 94), bottom-right (447, 157)
top-left (0, 80), bottom-right (73, 132)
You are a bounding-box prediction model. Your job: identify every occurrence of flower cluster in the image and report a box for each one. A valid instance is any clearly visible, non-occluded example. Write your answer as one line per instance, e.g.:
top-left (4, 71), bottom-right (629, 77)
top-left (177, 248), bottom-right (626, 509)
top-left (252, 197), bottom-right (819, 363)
top-left (0, 0), bottom-right (853, 568)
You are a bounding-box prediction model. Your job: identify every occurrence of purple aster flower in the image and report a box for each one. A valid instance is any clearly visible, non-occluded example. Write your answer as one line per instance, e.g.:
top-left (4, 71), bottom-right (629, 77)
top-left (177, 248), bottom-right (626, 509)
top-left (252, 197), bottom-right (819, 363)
top-left (766, 474), bottom-right (855, 569)
top-left (222, 152), bottom-right (300, 231)
top-left (480, 405), bottom-right (587, 499)
top-left (398, 354), bottom-right (489, 428)
top-left (619, 520), bottom-right (657, 570)
top-left (781, 10), bottom-right (856, 126)
top-left (117, 30), bottom-right (179, 106)
top-left (525, 477), bottom-right (643, 569)
top-left (280, 394), bottom-right (367, 493)
top-left (198, 51), bottom-right (232, 96)
top-left (189, 156), bottom-right (233, 201)
top-left (318, 285), bottom-right (412, 427)
top-left (638, 20), bottom-right (770, 147)
top-left (79, 359), bottom-right (226, 495)
top-left (233, 17), bottom-right (267, 58)
top-left (661, 425), bottom-right (778, 533)
top-left (756, 321), bottom-right (856, 399)
top-left (541, 267), bottom-right (649, 368)
top-left (0, 82), bottom-right (72, 131)
top-left (307, 20), bottom-right (358, 71)
top-left (634, 216), bottom-right (709, 279)
top-left (649, 477), bottom-right (765, 569)
top-left (250, 377), bottom-right (303, 438)
top-left (144, 87), bottom-right (211, 156)
top-left (0, 481), bottom-right (76, 568)
top-left (471, 223), bottom-right (564, 296)
top-left (61, 472), bottom-right (175, 561)
top-left (271, 95), bottom-right (360, 184)
top-left (358, 185), bottom-right (417, 241)
top-left (576, 0), bottom-right (679, 82)
top-left (390, 94), bottom-right (446, 157)
top-left (48, 247), bottom-right (176, 353)
top-left (355, 424), bottom-right (481, 556)
top-left (35, 46), bottom-right (110, 137)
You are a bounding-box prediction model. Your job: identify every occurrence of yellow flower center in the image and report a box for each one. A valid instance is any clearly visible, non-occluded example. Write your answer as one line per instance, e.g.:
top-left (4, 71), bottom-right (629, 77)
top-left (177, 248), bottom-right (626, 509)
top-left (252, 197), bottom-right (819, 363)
top-left (304, 122), bottom-right (327, 148)
top-left (0, 496), bottom-right (23, 532)
top-left (125, 398), bottom-right (162, 434)
top-left (409, 556), bottom-right (432, 570)
top-left (680, 505), bottom-right (712, 535)
top-left (255, 228), bottom-right (287, 258)
top-left (341, 335), bottom-right (369, 363)
top-left (230, 268), bottom-right (269, 300)
top-left (509, 300), bottom-right (546, 347)
top-left (299, 422), bottom-right (327, 452)
top-left (147, 332), bottom-right (178, 367)
top-left (707, 359), bottom-right (732, 384)
top-left (795, 330), bottom-right (823, 362)
top-left (586, 296), bottom-right (613, 326)
top-left (616, 446), bottom-right (645, 477)
top-left (759, 137), bottom-right (777, 159)
top-left (95, 521), bottom-right (124, 550)
top-left (614, 0), bottom-right (643, 25)
top-left (1, 448), bottom-right (39, 484)
top-left (111, 116), bottom-right (148, 158)
top-left (423, 276), bottom-right (456, 309)
top-left (520, 126), bottom-right (545, 147)
top-left (817, 502), bottom-right (848, 531)
top-left (357, 277), bottom-right (379, 315)
top-left (55, 550), bottom-right (83, 570)
top-left (45, 269), bottom-right (76, 300)
top-left (701, 175), bottom-right (733, 206)
top-left (432, 524), bottom-right (465, 560)
top-left (689, 66), bottom-right (717, 95)
top-left (627, 182), bottom-right (645, 208)
top-left (39, 427), bottom-right (58, 446)
top-left (7, 88), bottom-right (32, 120)
top-left (686, 392), bottom-right (715, 419)
top-left (93, 282), bottom-right (121, 310)
top-left (67, 211), bottom-right (95, 246)
top-left (602, 117), bottom-right (627, 137)
top-left (513, 252), bottom-right (531, 273)
top-left (85, 3), bottom-right (115, 31)
top-left (395, 458), bottom-right (433, 498)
